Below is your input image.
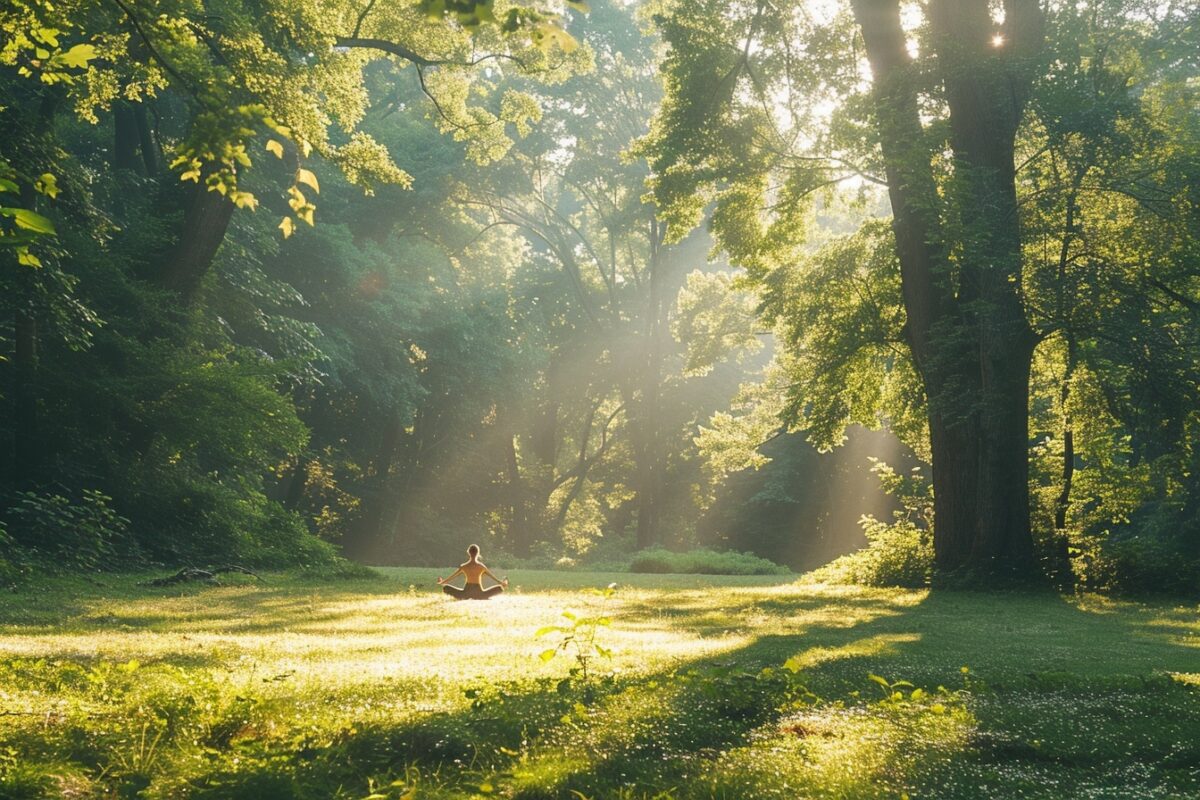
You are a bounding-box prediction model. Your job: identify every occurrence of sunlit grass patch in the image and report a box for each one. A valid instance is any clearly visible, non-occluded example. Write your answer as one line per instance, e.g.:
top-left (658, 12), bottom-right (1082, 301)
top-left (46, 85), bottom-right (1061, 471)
top-left (2, 570), bottom-right (1199, 799)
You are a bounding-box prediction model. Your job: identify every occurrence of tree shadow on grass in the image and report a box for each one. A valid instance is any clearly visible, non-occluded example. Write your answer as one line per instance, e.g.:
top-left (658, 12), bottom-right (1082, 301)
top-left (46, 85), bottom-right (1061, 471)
top-left (416, 587), bottom-right (1200, 799)
top-left (181, 588), bottom-right (935, 799)
top-left (6, 578), bottom-right (1200, 799)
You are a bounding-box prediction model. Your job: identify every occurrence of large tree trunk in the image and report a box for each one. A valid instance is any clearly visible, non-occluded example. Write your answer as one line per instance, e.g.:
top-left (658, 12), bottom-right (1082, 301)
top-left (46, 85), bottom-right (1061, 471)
top-left (852, 0), bottom-right (1042, 581)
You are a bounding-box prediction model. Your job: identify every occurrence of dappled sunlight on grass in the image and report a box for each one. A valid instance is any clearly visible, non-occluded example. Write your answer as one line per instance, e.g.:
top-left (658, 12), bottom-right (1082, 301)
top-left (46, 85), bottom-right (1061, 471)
top-left (783, 633), bottom-right (922, 672)
top-left (2, 570), bottom-right (1199, 799)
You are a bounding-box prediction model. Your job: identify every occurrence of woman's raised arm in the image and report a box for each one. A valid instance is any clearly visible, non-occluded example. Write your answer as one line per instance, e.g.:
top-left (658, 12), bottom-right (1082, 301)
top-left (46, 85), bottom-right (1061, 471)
top-left (437, 567), bottom-right (465, 585)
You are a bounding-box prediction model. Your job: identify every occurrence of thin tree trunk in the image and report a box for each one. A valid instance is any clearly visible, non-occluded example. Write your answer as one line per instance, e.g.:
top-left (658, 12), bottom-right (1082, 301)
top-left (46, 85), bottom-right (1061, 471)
top-left (13, 307), bottom-right (39, 486)
top-left (504, 430), bottom-right (532, 557)
top-left (635, 217), bottom-right (666, 550)
top-left (1055, 336), bottom-right (1077, 530)
top-left (12, 175), bottom-right (43, 486)
top-left (160, 168), bottom-right (235, 299)
top-left (134, 104), bottom-right (160, 175)
top-left (282, 458), bottom-right (309, 511)
top-left (114, 103), bottom-right (142, 172)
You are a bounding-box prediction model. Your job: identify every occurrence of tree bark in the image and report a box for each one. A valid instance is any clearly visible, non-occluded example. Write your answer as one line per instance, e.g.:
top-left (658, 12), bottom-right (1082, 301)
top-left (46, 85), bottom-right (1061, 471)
top-left (160, 169), bottom-right (235, 300)
top-left (114, 103), bottom-right (142, 172)
top-left (12, 175), bottom-right (43, 486)
top-left (852, 0), bottom-right (1042, 580)
top-left (134, 104), bottom-right (160, 175)
top-left (634, 217), bottom-right (667, 550)
top-left (1054, 336), bottom-right (1077, 530)
top-left (13, 306), bottom-right (39, 486)
top-left (282, 457), bottom-right (309, 511)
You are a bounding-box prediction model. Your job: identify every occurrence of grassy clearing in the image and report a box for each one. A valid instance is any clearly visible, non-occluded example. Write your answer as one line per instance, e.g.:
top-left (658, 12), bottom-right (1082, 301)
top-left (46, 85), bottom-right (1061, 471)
top-left (1, 569), bottom-right (1198, 799)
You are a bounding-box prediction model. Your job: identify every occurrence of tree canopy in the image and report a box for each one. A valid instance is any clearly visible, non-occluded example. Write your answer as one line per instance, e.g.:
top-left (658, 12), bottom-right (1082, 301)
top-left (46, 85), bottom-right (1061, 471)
top-left (2, 0), bottom-right (1198, 592)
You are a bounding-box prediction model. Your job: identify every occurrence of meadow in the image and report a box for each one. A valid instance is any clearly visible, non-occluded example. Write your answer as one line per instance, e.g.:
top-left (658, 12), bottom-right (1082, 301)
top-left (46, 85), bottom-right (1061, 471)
top-left (1, 569), bottom-right (1198, 799)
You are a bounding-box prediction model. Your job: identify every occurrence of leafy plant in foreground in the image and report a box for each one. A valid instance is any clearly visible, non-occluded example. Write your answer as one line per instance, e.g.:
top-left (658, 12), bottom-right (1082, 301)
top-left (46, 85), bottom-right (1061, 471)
top-left (536, 583), bottom-right (617, 684)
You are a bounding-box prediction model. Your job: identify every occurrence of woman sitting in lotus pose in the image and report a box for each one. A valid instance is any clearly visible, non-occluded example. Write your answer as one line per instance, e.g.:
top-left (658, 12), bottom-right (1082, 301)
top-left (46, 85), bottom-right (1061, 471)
top-left (437, 544), bottom-right (508, 600)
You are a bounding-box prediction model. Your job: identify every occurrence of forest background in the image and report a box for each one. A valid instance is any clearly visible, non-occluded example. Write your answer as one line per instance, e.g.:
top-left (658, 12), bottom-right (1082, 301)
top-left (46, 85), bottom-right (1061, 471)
top-left (1, 0), bottom-right (1198, 595)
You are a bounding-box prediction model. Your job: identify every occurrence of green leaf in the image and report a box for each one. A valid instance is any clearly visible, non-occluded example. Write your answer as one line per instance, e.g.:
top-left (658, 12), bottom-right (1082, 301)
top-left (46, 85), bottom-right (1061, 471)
top-left (35, 173), bottom-right (57, 199)
top-left (0, 178), bottom-right (18, 193)
top-left (296, 168), bottom-right (320, 193)
top-left (782, 656), bottom-right (804, 673)
top-left (534, 625), bottom-right (563, 637)
top-left (868, 673), bottom-right (890, 690)
top-left (58, 43), bottom-right (97, 70)
top-left (538, 648), bottom-right (557, 662)
top-left (33, 28), bottom-right (60, 47)
top-left (3, 208), bottom-right (56, 235)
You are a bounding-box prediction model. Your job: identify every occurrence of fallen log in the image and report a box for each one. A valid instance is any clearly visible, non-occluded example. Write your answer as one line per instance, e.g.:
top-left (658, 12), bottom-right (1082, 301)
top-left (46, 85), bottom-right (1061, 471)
top-left (140, 565), bottom-right (266, 587)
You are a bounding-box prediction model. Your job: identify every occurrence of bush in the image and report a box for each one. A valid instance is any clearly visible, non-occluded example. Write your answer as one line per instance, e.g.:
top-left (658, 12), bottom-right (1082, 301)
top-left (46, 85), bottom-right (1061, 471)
top-left (805, 517), bottom-right (933, 588)
top-left (3, 489), bottom-right (136, 572)
top-left (805, 459), bottom-right (934, 588)
top-left (0, 520), bottom-right (27, 586)
top-left (299, 556), bottom-right (379, 581)
top-left (629, 548), bottom-right (791, 576)
top-left (129, 473), bottom-right (338, 569)
top-left (1081, 535), bottom-right (1200, 597)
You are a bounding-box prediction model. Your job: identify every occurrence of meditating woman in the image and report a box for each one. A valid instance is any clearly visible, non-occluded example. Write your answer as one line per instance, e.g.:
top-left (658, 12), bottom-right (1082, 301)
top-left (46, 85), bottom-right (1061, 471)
top-left (437, 544), bottom-right (508, 600)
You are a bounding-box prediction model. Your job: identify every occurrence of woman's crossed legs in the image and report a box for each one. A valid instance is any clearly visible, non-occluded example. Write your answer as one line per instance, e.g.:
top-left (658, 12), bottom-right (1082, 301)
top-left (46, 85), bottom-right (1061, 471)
top-left (442, 583), bottom-right (504, 600)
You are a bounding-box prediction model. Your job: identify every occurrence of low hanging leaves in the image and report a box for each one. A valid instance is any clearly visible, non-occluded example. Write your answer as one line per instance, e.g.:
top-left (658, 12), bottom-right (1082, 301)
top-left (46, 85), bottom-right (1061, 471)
top-left (1, 207), bottom-right (56, 235)
top-left (296, 168), bottom-right (320, 194)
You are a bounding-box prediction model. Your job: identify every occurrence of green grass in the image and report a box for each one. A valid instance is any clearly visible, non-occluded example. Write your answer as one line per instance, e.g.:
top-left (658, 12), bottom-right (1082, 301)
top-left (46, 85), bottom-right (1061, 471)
top-left (1, 569), bottom-right (1198, 799)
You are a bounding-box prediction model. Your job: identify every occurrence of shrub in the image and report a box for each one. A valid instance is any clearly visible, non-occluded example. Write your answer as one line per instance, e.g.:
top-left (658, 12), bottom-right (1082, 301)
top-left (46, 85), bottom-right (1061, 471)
top-left (0, 520), bottom-right (28, 585)
top-left (1081, 535), bottom-right (1200, 597)
top-left (129, 473), bottom-right (337, 569)
top-left (629, 548), bottom-right (791, 576)
top-left (3, 489), bottom-right (136, 572)
top-left (806, 517), bottom-right (933, 588)
top-left (806, 459), bottom-right (934, 588)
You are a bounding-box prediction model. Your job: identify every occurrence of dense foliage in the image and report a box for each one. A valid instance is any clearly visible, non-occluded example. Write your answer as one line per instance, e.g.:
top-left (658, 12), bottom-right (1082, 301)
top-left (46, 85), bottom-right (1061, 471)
top-left (2, 0), bottom-right (1197, 592)
top-left (639, 0), bottom-right (1200, 589)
